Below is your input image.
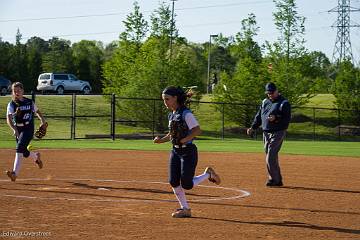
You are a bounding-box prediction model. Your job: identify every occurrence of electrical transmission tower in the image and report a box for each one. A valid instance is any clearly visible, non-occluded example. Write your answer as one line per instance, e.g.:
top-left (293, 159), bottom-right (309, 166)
top-left (329, 0), bottom-right (360, 63)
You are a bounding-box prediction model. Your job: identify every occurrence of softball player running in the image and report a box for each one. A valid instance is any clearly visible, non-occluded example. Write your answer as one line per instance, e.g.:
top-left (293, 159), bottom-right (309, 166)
top-left (5, 82), bottom-right (47, 182)
top-left (154, 86), bottom-right (221, 218)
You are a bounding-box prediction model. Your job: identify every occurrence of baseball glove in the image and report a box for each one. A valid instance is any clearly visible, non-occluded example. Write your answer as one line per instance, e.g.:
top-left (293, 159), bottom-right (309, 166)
top-left (170, 120), bottom-right (188, 145)
top-left (35, 122), bottom-right (48, 139)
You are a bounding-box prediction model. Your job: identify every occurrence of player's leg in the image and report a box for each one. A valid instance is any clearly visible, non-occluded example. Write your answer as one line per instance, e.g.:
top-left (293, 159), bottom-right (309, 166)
top-left (6, 129), bottom-right (26, 181)
top-left (192, 145), bottom-right (221, 186)
top-left (169, 149), bottom-right (190, 217)
top-left (21, 128), bottom-right (42, 169)
top-left (180, 145), bottom-right (198, 190)
top-left (171, 146), bottom-right (198, 218)
top-left (28, 145), bottom-right (43, 169)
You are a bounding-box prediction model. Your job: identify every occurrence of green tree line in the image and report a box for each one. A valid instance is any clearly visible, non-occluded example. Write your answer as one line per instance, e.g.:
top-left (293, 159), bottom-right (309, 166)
top-left (1, 0), bottom-right (359, 129)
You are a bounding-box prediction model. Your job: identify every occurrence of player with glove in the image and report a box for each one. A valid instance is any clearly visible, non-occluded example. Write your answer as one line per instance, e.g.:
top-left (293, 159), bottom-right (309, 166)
top-left (5, 82), bottom-right (47, 182)
top-left (35, 122), bottom-right (48, 139)
top-left (153, 86), bottom-right (221, 218)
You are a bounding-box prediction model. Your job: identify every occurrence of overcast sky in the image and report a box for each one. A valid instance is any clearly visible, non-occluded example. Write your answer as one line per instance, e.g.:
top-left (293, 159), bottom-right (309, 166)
top-left (1, 0), bottom-right (360, 63)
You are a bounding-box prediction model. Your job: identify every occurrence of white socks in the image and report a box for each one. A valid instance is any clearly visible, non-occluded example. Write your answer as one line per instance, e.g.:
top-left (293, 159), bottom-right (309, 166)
top-left (13, 152), bottom-right (23, 176)
top-left (172, 186), bottom-right (189, 209)
top-left (29, 151), bottom-right (37, 161)
top-left (193, 172), bottom-right (210, 187)
top-left (172, 172), bottom-right (211, 209)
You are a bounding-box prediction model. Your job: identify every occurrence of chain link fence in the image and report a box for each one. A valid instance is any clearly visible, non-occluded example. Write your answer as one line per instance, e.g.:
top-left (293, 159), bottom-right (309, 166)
top-left (0, 93), bottom-right (359, 141)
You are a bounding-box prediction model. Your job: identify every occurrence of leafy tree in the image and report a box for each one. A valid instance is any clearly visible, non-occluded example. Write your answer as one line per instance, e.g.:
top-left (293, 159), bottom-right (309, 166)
top-left (42, 37), bottom-right (74, 73)
top-left (332, 60), bottom-right (360, 124)
top-left (150, 2), bottom-right (177, 39)
top-left (209, 34), bottom-right (236, 82)
top-left (103, 2), bottom-right (204, 132)
top-left (213, 14), bottom-right (266, 127)
top-left (103, 41), bottom-right (118, 61)
top-left (120, 1), bottom-right (148, 45)
top-left (272, 0), bottom-right (305, 61)
top-left (266, 0), bottom-right (311, 106)
top-left (8, 29), bottom-right (30, 90)
top-left (72, 40), bottom-right (104, 93)
top-left (0, 40), bottom-right (13, 78)
top-left (103, 0), bottom-right (149, 94)
top-left (298, 51), bottom-right (332, 93)
top-left (232, 13), bottom-right (262, 63)
top-left (26, 37), bottom-right (49, 90)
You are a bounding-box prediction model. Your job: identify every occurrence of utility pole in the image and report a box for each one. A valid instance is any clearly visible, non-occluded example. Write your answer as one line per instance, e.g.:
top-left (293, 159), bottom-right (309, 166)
top-left (329, 0), bottom-right (360, 63)
top-left (207, 34), bottom-right (218, 94)
top-left (170, 0), bottom-right (177, 59)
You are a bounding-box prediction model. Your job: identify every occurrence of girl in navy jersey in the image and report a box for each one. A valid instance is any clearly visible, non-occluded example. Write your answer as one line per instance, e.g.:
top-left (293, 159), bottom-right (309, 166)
top-left (5, 82), bottom-right (47, 182)
top-left (154, 86), bottom-right (221, 218)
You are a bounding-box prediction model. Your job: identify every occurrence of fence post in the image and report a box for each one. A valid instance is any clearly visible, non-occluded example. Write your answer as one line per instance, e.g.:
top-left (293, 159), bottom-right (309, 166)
top-left (338, 109), bottom-right (341, 141)
top-left (152, 99), bottom-right (156, 139)
top-left (71, 93), bottom-right (76, 140)
top-left (221, 103), bottom-right (225, 140)
top-left (31, 91), bottom-right (36, 103)
top-left (111, 94), bottom-right (115, 140)
top-left (313, 107), bottom-right (315, 141)
top-left (254, 104), bottom-right (258, 140)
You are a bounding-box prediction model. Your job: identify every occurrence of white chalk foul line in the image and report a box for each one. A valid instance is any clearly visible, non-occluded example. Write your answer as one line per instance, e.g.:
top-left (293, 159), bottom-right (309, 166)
top-left (0, 178), bottom-right (250, 203)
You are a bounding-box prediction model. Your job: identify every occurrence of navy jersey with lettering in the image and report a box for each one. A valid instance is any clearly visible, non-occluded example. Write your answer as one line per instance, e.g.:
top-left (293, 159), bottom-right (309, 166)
top-left (8, 97), bottom-right (35, 127)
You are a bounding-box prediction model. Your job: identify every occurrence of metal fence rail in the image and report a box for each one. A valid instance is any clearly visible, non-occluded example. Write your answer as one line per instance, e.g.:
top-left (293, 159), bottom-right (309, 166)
top-left (0, 93), bottom-right (359, 141)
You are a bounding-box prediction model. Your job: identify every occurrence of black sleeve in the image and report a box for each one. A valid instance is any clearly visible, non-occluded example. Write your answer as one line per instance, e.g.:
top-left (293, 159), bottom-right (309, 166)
top-left (251, 105), bottom-right (262, 130)
top-left (280, 101), bottom-right (291, 124)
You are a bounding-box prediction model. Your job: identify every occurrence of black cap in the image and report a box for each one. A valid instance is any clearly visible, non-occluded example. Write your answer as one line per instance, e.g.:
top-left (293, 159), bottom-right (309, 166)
top-left (265, 82), bottom-right (277, 93)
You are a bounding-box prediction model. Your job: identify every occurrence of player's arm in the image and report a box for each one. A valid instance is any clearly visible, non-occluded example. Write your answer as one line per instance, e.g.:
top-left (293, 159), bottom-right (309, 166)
top-left (247, 104), bottom-right (262, 136)
top-left (33, 103), bottom-right (47, 125)
top-left (179, 125), bottom-right (201, 144)
top-left (6, 103), bottom-right (18, 137)
top-left (179, 112), bottom-right (201, 144)
top-left (153, 132), bottom-right (171, 144)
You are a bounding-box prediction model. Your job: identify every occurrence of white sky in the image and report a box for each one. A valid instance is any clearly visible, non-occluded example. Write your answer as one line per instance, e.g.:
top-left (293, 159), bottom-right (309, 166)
top-left (1, 0), bottom-right (360, 63)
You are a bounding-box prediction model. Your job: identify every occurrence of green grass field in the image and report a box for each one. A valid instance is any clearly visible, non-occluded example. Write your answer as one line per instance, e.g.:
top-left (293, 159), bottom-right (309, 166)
top-left (0, 138), bottom-right (358, 157)
top-left (0, 93), bottom-right (359, 157)
top-left (305, 94), bottom-right (336, 108)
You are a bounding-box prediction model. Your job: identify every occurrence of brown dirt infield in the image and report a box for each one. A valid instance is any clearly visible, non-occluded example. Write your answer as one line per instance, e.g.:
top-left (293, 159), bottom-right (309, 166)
top-left (0, 149), bottom-right (359, 240)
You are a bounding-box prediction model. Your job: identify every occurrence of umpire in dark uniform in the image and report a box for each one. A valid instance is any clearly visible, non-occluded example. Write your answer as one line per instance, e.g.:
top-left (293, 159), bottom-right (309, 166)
top-left (247, 82), bottom-right (291, 187)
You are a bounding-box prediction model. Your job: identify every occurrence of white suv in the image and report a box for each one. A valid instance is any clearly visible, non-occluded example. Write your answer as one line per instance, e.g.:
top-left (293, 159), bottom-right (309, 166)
top-left (37, 73), bottom-right (92, 94)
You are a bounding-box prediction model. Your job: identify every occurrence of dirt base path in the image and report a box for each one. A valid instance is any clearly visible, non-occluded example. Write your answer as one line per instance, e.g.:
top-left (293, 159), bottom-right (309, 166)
top-left (0, 149), bottom-right (359, 239)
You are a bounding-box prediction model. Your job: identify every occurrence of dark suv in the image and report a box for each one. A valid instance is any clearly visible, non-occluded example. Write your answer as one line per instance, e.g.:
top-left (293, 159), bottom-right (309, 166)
top-left (0, 76), bottom-right (11, 96)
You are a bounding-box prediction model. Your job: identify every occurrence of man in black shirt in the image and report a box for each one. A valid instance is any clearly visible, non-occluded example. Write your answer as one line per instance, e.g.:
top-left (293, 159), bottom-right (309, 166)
top-left (247, 82), bottom-right (291, 187)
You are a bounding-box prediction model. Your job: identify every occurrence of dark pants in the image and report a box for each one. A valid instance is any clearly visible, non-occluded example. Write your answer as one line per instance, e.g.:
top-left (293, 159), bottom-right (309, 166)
top-left (169, 144), bottom-right (198, 190)
top-left (263, 130), bottom-right (286, 183)
top-left (16, 126), bottom-right (34, 158)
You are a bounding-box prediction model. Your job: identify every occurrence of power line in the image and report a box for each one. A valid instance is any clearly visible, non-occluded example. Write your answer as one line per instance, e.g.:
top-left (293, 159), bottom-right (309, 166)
top-left (0, 12), bottom-right (130, 23)
top-left (0, 1), bottom-right (273, 23)
top-left (176, 1), bottom-right (272, 11)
